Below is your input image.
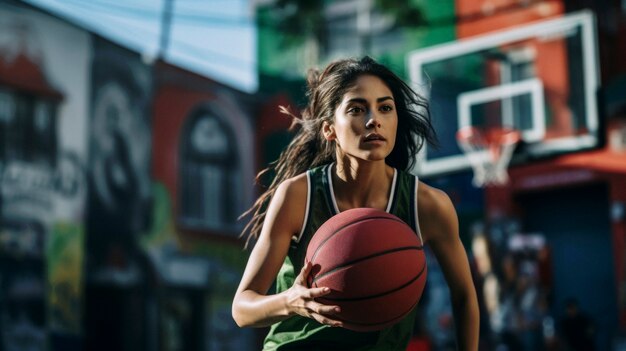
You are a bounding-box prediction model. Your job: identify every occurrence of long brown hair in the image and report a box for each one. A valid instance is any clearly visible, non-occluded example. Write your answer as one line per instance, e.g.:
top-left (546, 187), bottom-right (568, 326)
top-left (241, 56), bottom-right (436, 247)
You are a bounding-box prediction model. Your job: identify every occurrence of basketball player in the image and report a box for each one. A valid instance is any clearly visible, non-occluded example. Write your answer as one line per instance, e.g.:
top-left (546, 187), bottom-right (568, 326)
top-left (232, 56), bottom-right (479, 350)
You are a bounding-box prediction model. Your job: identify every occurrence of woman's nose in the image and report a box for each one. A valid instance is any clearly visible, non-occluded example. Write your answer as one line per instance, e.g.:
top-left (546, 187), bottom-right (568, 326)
top-left (365, 114), bottom-right (381, 129)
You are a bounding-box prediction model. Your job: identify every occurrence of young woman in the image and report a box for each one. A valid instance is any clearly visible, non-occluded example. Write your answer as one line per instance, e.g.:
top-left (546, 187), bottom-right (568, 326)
top-left (232, 56), bottom-right (479, 350)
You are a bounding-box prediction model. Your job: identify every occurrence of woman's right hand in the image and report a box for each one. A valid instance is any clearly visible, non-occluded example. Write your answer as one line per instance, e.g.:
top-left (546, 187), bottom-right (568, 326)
top-left (285, 261), bottom-right (344, 328)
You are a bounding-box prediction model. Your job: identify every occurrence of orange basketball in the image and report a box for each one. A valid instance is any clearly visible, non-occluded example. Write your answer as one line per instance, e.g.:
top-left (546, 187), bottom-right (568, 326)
top-left (305, 207), bottom-right (427, 332)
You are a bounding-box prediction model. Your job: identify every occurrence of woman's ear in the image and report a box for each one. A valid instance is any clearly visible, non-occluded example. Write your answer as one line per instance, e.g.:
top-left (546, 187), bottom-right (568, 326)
top-left (322, 121), bottom-right (335, 141)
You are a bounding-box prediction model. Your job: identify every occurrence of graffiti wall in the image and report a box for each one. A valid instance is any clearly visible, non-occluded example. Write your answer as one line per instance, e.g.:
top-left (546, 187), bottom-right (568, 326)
top-left (82, 37), bottom-right (155, 351)
top-left (0, 1), bottom-right (90, 349)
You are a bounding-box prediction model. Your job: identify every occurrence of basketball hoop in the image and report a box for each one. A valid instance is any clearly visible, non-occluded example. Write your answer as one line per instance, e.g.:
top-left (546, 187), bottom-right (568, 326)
top-left (456, 126), bottom-right (521, 187)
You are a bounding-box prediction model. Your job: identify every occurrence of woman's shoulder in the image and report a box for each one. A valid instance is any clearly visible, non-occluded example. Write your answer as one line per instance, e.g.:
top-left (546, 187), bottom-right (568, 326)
top-left (274, 172), bottom-right (309, 205)
top-left (274, 163), bottom-right (333, 207)
top-left (417, 181), bottom-right (457, 242)
top-left (417, 181), bottom-right (452, 208)
top-left (265, 173), bottom-right (310, 237)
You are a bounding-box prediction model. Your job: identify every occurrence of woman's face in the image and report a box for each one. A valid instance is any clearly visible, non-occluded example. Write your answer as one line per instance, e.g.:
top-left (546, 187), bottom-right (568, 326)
top-left (324, 74), bottom-right (398, 162)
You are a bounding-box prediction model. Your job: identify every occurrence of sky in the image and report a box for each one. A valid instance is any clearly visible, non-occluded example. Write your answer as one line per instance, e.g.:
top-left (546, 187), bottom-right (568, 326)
top-left (22, 0), bottom-right (258, 93)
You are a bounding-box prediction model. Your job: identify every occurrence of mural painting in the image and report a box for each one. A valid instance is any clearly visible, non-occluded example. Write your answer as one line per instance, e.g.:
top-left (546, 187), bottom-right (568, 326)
top-left (0, 2), bottom-right (90, 348)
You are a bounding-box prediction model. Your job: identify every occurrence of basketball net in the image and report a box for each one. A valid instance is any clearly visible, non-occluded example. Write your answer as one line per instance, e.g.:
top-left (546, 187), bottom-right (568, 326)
top-left (456, 126), bottom-right (521, 187)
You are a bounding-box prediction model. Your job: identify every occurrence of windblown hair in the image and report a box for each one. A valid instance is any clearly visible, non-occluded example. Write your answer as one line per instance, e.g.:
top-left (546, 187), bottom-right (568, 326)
top-left (241, 56), bottom-right (436, 247)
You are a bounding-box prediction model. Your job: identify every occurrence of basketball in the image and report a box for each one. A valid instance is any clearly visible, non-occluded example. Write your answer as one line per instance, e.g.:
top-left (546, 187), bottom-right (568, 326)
top-left (305, 207), bottom-right (427, 332)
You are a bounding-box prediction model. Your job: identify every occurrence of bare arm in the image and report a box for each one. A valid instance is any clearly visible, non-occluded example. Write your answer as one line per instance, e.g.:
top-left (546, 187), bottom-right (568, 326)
top-left (419, 183), bottom-right (479, 351)
top-left (232, 175), bottom-right (343, 328)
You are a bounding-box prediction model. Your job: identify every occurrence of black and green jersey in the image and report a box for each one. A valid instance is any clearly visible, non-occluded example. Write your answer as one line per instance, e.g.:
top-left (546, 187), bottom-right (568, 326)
top-left (263, 163), bottom-right (425, 351)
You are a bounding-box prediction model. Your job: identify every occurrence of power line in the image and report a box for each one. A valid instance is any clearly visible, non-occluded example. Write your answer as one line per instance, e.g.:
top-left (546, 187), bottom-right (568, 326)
top-left (35, 2), bottom-right (160, 37)
top-left (36, 0), bottom-right (255, 67)
top-left (60, 0), bottom-right (253, 27)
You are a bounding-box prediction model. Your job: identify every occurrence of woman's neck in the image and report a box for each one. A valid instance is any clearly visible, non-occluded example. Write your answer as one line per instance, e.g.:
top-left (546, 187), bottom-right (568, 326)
top-left (332, 158), bottom-right (393, 211)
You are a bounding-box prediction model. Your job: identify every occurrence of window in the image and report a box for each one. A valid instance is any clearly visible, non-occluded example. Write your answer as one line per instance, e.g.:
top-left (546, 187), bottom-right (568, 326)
top-left (179, 109), bottom-right (242, 233)
top-left (0, 90), bottom-right (15, 161)
top-left (0, 90), bottom-right (14, 123)
top-left (324, 0), bottom-right (400, 60)
top-left (0, 90), bottom-right (57, 166)
top-left (32, 101), bottom-right (57, 166)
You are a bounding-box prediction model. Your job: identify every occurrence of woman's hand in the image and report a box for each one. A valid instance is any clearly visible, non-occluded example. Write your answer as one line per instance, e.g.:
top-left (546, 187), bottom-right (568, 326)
top-left (285, 261), bottom-right (344, 328)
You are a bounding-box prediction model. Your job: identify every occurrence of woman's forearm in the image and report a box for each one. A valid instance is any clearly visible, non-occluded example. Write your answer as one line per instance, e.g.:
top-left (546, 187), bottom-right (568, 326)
top-left (451, 291), bottom-right (480, 351)
top-left (232, 289), bottom-right (292, 328)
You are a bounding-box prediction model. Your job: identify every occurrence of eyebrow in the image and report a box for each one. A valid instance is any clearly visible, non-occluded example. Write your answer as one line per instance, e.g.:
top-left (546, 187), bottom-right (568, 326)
top-left (346, 96), bottom-right (394, 104)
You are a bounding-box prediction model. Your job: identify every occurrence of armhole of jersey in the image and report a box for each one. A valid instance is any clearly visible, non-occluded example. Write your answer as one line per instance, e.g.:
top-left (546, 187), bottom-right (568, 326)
top-left (414, 176), bottom-right (424, 244)
top-left (385, 168), bottom-right (398, 213)
top-left (292, 170), bottom-right (311, 243)
top-left (326, 163), bottom-right (341, 215)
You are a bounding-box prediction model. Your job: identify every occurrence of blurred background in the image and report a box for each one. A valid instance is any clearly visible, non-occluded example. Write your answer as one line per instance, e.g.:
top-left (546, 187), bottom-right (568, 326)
top-left (0, 0), bottom-right (625, 350)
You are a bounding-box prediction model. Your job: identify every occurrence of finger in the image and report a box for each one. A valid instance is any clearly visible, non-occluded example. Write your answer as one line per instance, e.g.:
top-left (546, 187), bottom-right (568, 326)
top-left (295, 261), bottom-right (311, 284)
top-left (312, 314), bottom-right (344, 328)
top-left (309, 286), bottom-right (332, 297)
top-left (302, 261), bottom-right (312, 275)
top-left (310, 302), bottom-right (341, 315)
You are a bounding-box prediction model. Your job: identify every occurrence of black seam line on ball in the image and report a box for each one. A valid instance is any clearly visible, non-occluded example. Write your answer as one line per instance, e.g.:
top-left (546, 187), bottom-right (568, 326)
top-left (311, 245), bottom-right (424, 285)
top-left (315, 257), bottom-right (426, 302)
top-left (337, 290), bottom-right (423, 327)
top-left (310, 215), bottom-right (412, 264)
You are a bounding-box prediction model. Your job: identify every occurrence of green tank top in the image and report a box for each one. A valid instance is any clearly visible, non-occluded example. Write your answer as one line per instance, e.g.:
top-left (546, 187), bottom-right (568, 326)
top-left (263, 163), bottom-right (424, 351)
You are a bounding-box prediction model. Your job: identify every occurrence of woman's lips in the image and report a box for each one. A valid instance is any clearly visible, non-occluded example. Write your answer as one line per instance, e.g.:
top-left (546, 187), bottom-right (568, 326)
top-left (363, 133), bottom-right (386, 142)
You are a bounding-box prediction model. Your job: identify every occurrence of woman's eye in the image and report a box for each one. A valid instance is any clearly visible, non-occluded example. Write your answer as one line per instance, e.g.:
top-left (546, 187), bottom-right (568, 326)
top-left (348, 107), bottom-right (364, 114)
top-left (380, 105), bottom-right (393, 112)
